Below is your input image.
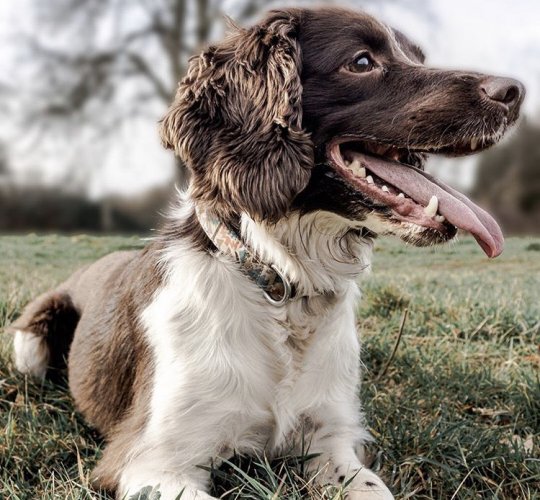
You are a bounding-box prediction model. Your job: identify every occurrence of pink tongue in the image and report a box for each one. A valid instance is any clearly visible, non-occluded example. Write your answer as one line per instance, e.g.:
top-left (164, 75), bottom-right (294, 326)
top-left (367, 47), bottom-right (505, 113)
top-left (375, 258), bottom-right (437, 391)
top-left (358, 154), bottom-right (504, 258)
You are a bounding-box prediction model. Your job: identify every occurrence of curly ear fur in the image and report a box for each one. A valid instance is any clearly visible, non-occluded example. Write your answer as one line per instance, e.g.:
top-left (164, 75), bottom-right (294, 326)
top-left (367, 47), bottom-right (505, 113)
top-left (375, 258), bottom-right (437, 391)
top-left (159, 10), bottom-right (313, 222)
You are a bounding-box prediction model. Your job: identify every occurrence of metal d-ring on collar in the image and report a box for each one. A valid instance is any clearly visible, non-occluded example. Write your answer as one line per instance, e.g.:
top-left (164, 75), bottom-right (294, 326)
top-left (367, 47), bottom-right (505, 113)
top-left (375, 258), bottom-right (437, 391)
top-left (195, 206), bottom-right (294, 307)
top-left (264, 265), bottom-right (292, 307)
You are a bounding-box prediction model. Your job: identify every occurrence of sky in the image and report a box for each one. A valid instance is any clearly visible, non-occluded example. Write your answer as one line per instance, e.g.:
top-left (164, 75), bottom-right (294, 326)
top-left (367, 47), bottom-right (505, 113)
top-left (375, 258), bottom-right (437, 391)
top-left (0, 0), bottom-right (539, 196)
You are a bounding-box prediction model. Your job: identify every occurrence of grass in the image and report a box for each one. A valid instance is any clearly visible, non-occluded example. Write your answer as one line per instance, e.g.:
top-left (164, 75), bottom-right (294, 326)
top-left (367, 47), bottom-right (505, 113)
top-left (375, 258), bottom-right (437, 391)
top-left (0, 233), bottom-right (539, 499)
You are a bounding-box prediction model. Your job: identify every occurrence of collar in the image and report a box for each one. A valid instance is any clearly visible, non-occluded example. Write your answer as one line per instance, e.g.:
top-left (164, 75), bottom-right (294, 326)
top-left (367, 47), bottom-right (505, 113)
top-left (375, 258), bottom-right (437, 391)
top-left (195, 206), bottom-right (294, 306)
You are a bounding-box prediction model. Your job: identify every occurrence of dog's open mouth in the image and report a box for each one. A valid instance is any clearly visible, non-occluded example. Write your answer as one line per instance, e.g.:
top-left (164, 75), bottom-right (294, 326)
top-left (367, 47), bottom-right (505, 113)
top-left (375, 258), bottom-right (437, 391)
top-left (328, 138), bottom-right (504, 258)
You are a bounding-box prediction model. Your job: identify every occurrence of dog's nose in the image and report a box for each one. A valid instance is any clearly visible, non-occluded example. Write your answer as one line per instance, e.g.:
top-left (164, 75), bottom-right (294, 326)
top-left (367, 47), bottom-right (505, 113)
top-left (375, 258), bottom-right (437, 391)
top-left (480, 77), bottom-right (525, 111)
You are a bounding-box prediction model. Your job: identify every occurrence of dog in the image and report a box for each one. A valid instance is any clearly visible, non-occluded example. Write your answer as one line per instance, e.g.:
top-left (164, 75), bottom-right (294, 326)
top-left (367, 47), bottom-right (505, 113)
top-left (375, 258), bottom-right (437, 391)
top-left (11, 7), bottom-right (524, 499)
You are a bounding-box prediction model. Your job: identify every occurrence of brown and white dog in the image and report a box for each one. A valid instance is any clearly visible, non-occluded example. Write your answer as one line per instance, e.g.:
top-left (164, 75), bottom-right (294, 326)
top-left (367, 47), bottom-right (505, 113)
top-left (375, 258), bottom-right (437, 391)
top-left (12, 7), bottom-right (523, 500)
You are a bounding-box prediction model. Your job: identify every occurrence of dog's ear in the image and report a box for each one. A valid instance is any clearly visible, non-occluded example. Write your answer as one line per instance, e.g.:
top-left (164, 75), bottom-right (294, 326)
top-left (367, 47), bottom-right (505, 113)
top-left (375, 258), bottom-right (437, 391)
top-left (159, 10), bottom-right (313, 222)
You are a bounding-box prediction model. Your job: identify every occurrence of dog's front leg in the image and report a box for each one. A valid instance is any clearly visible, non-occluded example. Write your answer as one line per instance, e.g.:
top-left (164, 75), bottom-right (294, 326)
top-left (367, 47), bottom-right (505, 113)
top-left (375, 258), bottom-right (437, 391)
top-left (93, 424), bottom-right (219, 500)
top-left (307, 437), bottom-right (394, 499)
top-left (100, 431), bottom-right (219, 500)
top-left (303, 408), bottom-right (394, 499)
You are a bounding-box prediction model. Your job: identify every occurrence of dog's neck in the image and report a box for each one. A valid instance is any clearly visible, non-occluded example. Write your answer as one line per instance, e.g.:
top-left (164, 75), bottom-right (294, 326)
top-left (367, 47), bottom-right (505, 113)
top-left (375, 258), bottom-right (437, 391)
top-left (240, 211), bottom-right (373, 297)
top-left (195, 205), bottom-right (294, 305)
top-left (170, 189), bottom-right (374, 300)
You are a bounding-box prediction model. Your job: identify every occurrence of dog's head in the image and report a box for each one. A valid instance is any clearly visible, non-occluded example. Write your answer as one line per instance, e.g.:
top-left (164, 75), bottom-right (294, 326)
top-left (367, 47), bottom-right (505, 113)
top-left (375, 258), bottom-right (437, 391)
top-left (160, 7), bottom-right (524, 258)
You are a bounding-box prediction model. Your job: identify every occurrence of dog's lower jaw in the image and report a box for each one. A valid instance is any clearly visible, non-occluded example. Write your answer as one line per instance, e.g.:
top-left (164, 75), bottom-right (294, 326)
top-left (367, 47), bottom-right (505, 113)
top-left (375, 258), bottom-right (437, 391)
top-left (356, 212), bottom-right (453, 250)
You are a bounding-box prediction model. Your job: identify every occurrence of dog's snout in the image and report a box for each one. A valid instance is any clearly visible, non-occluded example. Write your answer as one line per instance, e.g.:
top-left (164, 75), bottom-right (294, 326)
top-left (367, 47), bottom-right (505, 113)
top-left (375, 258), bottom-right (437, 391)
top-left (480, 76), bottom-right (525, 110)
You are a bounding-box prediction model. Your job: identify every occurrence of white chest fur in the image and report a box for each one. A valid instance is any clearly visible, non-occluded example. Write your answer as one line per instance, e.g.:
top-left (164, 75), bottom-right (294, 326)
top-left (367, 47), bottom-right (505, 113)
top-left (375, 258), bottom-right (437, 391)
top-left (141, 245), bottom-right (363, 462)
top-left (118, 205), bottom-right (375, 497)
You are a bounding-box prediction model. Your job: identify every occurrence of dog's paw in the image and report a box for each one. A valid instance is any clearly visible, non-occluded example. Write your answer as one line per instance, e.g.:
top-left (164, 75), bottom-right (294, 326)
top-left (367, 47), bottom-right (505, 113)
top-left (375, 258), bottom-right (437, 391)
top-left (126, 484), bottom-right (217, 500)
top-left (342, 468), bottom-right (394, 500)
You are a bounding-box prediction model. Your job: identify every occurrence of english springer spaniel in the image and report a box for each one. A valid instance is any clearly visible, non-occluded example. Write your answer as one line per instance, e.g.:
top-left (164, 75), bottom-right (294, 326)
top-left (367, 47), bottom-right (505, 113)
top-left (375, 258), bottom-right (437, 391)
top-left (12, 7), bottom-right (524, 499)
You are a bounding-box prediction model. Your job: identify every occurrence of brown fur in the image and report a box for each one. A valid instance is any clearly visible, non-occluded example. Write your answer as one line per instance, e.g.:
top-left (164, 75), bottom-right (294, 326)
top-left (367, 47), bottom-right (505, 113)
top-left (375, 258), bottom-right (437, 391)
top-left (66, 250), bottom-right (159, 434)
top-left (65, 248), bottom-right (163, 489)
top-left (161, 208), bottom-right (216, 253)
top-left (159, 11), bottom-right (314, 223)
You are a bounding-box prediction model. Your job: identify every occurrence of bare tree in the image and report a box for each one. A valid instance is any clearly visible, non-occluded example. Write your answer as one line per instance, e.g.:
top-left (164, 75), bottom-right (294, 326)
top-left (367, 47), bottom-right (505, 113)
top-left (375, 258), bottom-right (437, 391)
top-left (14, 0), bottom-right (272, 188)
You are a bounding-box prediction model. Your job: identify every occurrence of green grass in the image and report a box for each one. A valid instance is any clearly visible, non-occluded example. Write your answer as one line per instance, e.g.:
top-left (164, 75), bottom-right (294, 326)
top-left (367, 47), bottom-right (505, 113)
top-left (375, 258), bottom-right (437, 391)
top-left (0, 234), bottom-right (539, 499)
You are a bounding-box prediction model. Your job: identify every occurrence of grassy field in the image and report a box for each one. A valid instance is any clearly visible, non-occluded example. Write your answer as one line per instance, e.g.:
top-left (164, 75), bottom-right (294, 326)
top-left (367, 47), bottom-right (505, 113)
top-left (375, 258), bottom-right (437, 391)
top-left (0, 234), bottom-right (539, 499)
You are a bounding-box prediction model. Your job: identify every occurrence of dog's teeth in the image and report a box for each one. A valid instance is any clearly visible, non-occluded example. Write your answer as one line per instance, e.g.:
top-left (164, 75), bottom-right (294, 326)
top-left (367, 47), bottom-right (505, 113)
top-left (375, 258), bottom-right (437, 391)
top-left (349, 159), bottom-right (367, 179)
top-left (397, 193), bottom-right (405, 198)
top-left (435, 215), bottom-right (446, 223)
top-left (366, 175), bottom-right (374, 184)
top-left (471, 138), bottom-right (478, 151)
top-left (382, 185), bottom-right (389, 192)
top-left (424, 195), bottom-right (439, 217)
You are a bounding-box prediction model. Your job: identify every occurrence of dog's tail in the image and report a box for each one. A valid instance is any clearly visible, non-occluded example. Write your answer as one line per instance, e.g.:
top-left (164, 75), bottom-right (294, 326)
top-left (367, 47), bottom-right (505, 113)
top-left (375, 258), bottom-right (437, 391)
top-left (11, 291), bottom-right (80, 379)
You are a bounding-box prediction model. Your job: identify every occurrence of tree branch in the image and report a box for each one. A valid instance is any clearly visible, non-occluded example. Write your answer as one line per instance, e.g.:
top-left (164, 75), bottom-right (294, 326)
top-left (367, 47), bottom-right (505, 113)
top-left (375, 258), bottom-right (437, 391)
top-left (125, 52), bottom-right (172, 102)
top-left (196, 0), bottom-right (210, 45)
top-left (169, 0), bottom-right (187, 83)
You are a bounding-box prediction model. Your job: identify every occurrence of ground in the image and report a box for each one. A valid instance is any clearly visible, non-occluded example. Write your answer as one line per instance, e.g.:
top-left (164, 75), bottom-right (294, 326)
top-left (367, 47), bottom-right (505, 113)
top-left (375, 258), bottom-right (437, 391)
top-left (0, 234), bottom-right (538, 499)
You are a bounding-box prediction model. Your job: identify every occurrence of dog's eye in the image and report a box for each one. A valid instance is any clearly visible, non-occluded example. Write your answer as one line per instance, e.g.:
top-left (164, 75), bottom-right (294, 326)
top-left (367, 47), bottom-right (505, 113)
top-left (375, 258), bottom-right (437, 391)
top-left (350, 53), bottom-right (375, 73)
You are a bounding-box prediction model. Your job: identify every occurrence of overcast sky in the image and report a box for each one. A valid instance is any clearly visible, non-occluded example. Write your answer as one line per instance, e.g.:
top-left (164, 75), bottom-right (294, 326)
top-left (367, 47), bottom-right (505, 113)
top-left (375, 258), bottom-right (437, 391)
top-left (0, 0), bottom-right (539, 195)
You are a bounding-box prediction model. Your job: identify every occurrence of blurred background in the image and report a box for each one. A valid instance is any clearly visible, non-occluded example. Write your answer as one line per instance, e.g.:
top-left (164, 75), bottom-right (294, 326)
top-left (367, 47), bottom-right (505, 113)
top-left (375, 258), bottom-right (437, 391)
top-left (0, 0), bottom-right (538, 234)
